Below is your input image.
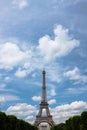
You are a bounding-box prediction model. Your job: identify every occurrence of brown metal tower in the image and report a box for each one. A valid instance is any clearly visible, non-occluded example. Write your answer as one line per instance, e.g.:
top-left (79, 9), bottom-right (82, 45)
top-left (34, 70), bottom-right (55, 127)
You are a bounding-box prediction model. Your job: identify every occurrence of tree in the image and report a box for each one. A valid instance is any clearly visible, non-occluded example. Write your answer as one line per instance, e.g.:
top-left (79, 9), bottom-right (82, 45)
top-left (66, 117), bottom-right (72, 130)
top-left (57, 123), bottom-right (66, 130)
top-left (0, 111), bottom-right (38, 130)
top-left (71, 115), bottom-right (81, 130)
top-left (80, 111), bottom-right (87, 130)
top-left (6, 115), bottom-right (17, 130)
top-left (0, 112), bottom-right (6, 130)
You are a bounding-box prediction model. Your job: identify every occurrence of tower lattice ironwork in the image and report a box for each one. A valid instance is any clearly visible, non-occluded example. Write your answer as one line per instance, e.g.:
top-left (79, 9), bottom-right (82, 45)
top-left (34, 70), bottom-right (55, 127)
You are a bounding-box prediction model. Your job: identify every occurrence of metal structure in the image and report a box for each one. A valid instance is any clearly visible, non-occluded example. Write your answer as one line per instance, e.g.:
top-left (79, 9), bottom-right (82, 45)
top-left (34, 70), bottom-right (55, 127)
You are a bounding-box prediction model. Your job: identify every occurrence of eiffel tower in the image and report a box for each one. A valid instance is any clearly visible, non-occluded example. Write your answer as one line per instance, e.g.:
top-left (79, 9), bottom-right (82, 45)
top-left (34, 70), bottom-right (55, 127)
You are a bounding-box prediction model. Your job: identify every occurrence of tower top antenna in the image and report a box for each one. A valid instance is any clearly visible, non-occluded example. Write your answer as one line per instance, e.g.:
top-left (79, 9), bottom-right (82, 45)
top-left (42, 69), bottom-right (46, 74)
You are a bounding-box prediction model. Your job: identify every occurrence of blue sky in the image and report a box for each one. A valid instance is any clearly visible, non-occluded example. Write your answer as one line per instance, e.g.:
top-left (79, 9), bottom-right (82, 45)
top-left (0, 0), bottom-right (87, 124)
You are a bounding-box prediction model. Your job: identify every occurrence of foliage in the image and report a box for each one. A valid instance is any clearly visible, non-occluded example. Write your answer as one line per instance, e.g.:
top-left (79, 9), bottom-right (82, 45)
top-left (51, 111), bottom-right (87, 130)
top-left (0, 111), bottom-right (38, 130)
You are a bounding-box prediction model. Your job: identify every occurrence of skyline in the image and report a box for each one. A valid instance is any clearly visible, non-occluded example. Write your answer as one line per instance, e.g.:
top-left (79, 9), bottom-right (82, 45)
top-left (0, 0), bottom-right (87, 124)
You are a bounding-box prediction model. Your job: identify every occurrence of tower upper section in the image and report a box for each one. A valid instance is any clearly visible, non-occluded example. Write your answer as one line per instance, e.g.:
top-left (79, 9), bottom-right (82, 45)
top-left (41, 70), bottom-right (47, 102)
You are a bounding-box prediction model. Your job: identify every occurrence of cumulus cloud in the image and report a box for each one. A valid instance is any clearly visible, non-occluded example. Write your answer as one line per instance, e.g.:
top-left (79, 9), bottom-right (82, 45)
top-left (6, 103), bottom-right (37, 117)
top-left (15, 68), bottom-right (27, 77)
top-left (0, 73), bottom-right (2, 78)
top-left (0, 42), bottom-right (32, 70)
top-left (58, 0), bottom-right (80, 6)
top-left (64, 67), bottom-right (87, 83)
top-left (0, 84), bottom-right (15, 93)
top-left (25, 115), bottom-right (35, 123)
top-left (47, 65), bottom-right (62, 83)
top-left (4, 77), bottom-right (11, 82)
top-left (67, 86), bottom-right (87, 94)
top-left (0, 96), bottom-right (5, 103)
top-left (0, 84), bottom-right (6, 89)
top-left (0, 94), bottom-right (19, 103)
top-left (48, 99), bottom-right (56, 105)
top-left (0, 25), bottom-right (80, 81)
top-left (51, 101), bottom-right (87, 124)
top-left (38, 25), bottom-right (80, 62)
top-left (49, 89), bottom-right (56, 96)
top-left (48, 88), bottom-right (57, 99)
top-left (5, 101), bottom-right (87, 124)
top-left (32, 96), bottom-right (41, 102)
top-left (64, 67), bottom-right (80, 80)
top-left (12, 0), bottom-right (28, 9)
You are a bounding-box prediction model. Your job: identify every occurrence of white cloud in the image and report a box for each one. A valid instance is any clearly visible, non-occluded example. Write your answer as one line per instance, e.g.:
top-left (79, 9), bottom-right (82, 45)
top-left (67, 86), bottom-right (87, 94)
top-left (0, 73), bottom-right (2, 78)
top-left (0, 84), bottom-right (6, 89)
top-left (0, 25), bottom-right (81, 84)
top-left (0, 84), bottom-right (16, 93)
top-left (47, 67), bottom-right (62, 83)
top-left (49, 89), bottom-right (56, 96)
top-left (25, 115), bottom-right (34, 120)
top-left (0, 96), bottom-right (5, 103)
top-left (59, 0), bottom-right (80, 6)
top-left (0, 84), bottom-right (16, 92)
top-left (48, 88), bottom-right (56, 98)
top-left (5, 101), bottom-right (87, 124)
top-left (12, 0), bottom-right (28, 9)
top-left (6, 103), bottom-right (37, 117)
top-left (4, 76), bottom-right (11, 82)
top-left (64, 67), bottom-right (87, 83)
top-left (64, 67), bottom-right (80, 80)
top-left (0, 25), bottom-right (80, 82)
top-left (15, 68), bottom-right (27, 77)
top-left (25, 115), bottom-right (35, 124)
top-left (0, 42), bottom-right (32, 70)
top-left (48, 99), bottom-right (56, 105)
top-left (51, 101), bottom-right (87, 124)
top-left (0, 94), bottom-right (19, 103)
top-left (38, 25), bottom-right (80, 62)
top-left (32, 96), bottom-right (41, 102)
